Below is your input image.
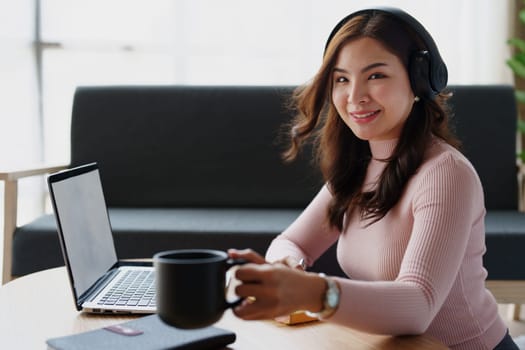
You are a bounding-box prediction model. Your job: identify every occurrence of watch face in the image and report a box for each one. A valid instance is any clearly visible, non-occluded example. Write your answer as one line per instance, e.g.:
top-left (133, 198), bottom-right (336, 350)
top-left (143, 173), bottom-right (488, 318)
top-left (327, 288), bottom-right (339, 308)
top-left (305, 276), bottom-right (339, 319)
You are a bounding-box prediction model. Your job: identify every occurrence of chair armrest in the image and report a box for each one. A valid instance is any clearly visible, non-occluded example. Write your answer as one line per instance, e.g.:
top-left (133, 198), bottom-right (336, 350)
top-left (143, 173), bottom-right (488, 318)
top-left (0, 164), bottom-right (68, 181)
top-left (1, 163), bottom-right (68, 284)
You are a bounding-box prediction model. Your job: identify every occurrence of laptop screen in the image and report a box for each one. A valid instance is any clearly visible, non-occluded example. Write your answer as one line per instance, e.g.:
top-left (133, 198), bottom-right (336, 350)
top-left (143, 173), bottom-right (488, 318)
top-left (49, 164), bottom-right (117, 296)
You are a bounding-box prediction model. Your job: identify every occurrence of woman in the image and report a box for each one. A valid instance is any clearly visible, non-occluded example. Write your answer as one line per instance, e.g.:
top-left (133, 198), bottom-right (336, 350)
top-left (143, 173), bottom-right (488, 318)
top-left (228, 7), bottom-right (518, 350)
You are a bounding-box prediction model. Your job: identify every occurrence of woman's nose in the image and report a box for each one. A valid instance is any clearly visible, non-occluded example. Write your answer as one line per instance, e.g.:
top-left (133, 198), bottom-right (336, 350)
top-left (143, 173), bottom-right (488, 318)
top-left (347, 83), bottom-right (369, 105)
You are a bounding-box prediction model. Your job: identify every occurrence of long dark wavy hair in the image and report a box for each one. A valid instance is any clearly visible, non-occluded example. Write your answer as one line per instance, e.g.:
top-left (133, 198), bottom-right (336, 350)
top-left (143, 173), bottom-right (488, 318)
top-left (283, 11), bottom-right (461, 231)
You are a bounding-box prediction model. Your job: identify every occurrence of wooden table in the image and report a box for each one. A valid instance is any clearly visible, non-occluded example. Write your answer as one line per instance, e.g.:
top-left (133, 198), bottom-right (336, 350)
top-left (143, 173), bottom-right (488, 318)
top-left (0, 267), bottom-right (448, 349)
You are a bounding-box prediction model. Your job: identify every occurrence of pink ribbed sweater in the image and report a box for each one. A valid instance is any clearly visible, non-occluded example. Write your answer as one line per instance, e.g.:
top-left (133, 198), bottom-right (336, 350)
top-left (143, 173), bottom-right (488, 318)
top-left (266, 138), bottom-right (507, 349)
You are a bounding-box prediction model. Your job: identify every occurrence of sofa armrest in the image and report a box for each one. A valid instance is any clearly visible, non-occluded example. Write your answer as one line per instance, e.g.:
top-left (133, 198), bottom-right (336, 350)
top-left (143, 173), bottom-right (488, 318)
top-left (1, 164), bottom-right (68, 284)
top-left (485, 280), bottom-right (525, 320)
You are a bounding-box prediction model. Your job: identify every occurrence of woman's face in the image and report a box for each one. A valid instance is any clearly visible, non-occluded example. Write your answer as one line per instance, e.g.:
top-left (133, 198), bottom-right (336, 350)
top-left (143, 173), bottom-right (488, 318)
top-left (331, 37), bottom-right (416, 142)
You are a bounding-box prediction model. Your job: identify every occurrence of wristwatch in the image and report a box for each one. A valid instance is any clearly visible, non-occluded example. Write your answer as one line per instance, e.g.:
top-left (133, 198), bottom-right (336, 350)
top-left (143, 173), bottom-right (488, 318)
top-left (306, 273), bottom-right (340, 319)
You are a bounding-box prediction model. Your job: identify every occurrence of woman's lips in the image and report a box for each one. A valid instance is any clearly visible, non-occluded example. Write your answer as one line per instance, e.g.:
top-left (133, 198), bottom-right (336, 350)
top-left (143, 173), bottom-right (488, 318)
top-left (350, 110), bottom-right (380, 123)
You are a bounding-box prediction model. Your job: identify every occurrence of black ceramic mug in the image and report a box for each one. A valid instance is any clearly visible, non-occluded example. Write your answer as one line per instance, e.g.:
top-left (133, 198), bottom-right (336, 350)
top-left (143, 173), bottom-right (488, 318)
top-left (153, 249), bottom-right (246, 329)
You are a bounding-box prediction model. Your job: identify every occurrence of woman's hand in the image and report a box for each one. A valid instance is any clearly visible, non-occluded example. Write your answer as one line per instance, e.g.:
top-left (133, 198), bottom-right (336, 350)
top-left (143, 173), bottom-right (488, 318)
top-left (228, 248), bottom-right (306, 270)
top-left (229, 254), bottom-right (326, 320)
top-left (227, 248), bottom-right (267, 265)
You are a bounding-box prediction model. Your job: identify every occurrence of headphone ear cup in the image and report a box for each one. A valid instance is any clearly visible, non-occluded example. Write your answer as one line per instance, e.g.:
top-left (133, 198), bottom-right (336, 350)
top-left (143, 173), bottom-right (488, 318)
top-left (409, 51), bottom-right (433, 99)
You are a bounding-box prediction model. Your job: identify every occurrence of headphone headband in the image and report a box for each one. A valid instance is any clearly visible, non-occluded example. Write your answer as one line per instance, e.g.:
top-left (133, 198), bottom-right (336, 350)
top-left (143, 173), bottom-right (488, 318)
top-left (325, 7), bottom-right (447, 96)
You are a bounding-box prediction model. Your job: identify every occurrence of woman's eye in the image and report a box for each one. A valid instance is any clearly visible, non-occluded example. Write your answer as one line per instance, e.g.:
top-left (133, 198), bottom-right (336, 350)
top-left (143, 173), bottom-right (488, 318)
top-left (369, 73), bottom-right (385, 80)
top-left (335, 76), bottom-right (348, 83)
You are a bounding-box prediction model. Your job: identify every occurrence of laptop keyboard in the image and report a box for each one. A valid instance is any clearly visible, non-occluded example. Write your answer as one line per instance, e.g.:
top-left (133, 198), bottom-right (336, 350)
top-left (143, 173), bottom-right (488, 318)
top-left (98, 270), bottom-right (156, 307)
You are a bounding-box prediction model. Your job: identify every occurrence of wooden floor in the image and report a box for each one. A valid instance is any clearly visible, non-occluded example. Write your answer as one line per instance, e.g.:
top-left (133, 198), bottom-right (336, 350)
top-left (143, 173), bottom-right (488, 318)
top-left (500, 304), bottom-right (525, 338)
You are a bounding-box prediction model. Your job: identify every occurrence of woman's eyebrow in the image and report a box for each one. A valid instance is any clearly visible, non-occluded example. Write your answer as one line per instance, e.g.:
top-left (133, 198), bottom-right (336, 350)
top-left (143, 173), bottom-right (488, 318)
top-left (333, 62), bottom-right (388, 75)
top-left (361, 62), bottom-right (387, 73)
top-left (333, 67), bottom-right (348, 74)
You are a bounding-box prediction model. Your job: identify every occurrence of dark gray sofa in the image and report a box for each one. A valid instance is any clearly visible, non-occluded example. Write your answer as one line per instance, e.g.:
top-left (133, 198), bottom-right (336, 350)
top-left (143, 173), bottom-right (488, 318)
top-left (4, 86), bottom-right (525, 304)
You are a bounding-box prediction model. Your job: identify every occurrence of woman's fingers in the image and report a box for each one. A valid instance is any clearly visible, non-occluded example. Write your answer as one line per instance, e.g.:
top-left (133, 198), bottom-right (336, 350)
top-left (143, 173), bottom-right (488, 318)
top-left (273, 256), bottom-right (306, 270)
top-left (233, 282), bottom-right (284, 320)
top-left (231, 263), bottom-right (326, 320)
top-left (232, 264), bottom-right (308, 319)
top-left (233, 298), bottom-right (271, 320)
top-left (234, 262), bottom-right (281, 284)
top-left (228, 249), bottom-right (306, 270)
top-left (228, 248), bottom-right (266, 264)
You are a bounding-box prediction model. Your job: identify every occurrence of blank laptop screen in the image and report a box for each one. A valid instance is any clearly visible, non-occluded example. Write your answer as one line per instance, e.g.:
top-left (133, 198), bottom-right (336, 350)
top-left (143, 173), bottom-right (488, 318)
top-left (51, 168), bottom-right (117, 296)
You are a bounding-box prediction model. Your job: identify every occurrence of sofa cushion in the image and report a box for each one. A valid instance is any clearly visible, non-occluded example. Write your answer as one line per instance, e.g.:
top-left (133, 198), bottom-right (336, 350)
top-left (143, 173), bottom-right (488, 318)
top-left (449, 85), bottom-right (518, 210)
top-left (13, 209), bottom-right (523, 279)
top-left (12, 208), bottom-right (298, 276)
top-left (12, 215), bottom-right (63, 277)
top-left (483, 211), bottom-right (525, 279)
top-left (12, 208), bottom-right (344, 277)
top-left (70, 86), bottom-right (322, 208)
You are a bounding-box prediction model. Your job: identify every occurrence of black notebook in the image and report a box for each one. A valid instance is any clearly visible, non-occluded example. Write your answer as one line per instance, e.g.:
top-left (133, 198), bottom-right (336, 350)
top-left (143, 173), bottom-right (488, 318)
top-left (46, 314), bottom-right (236, 350)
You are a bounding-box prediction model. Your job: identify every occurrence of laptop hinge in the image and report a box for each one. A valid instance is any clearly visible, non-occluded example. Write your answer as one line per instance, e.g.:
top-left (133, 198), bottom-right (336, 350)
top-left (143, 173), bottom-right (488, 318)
top-left (77, 266), bottom-right (120, 306)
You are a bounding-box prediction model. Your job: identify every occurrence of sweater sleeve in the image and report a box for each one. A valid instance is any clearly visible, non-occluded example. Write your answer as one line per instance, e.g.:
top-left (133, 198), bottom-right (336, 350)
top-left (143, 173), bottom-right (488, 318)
top-left (265, 185), bottom-right (341, 267)
top-left (329, 153), bottom-right (484, 335)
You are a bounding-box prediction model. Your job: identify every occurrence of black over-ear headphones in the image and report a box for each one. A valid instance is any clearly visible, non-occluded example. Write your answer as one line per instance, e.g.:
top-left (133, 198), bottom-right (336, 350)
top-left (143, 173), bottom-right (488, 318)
top-left (325, 7), bottom-right (447, 99)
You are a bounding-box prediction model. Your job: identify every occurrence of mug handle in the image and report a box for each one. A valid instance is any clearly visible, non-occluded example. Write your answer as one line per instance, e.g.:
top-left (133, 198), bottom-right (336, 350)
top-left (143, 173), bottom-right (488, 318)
top-left (225, 258), bottom-right (248, 308)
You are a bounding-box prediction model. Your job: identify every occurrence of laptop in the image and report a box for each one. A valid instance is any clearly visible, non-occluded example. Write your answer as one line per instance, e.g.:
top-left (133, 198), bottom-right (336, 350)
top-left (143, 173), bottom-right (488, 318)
top-left (48, 162), bottom-right (155, 314)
